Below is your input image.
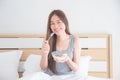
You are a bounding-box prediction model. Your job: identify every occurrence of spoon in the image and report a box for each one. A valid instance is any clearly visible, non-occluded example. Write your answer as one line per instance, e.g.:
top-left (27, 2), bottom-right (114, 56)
top-left (47, 33), bottom-right (54, 41)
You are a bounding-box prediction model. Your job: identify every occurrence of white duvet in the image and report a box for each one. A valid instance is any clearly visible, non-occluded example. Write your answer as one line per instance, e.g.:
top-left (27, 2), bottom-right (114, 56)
top-left (19, 72), bottom-right (111, 80)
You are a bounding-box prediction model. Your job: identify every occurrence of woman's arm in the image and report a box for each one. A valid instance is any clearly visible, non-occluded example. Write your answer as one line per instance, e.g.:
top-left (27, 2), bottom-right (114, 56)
top-left (40, 41), bottom-right (50, 71)
top-left (40, 53), bottom-right (48, 71)
top-left (66, 36), bottom-right (81, 72)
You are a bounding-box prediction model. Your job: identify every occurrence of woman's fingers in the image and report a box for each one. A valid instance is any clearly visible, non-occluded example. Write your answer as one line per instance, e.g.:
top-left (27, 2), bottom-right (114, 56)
top-left (42, 40), bottom-right (50, 54)
top-left (44, 40), bottom-right (48, 44)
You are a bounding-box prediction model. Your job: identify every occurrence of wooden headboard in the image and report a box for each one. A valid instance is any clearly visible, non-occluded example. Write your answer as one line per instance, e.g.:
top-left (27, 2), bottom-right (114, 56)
top-left (0, 34), bottom-right (112, 78)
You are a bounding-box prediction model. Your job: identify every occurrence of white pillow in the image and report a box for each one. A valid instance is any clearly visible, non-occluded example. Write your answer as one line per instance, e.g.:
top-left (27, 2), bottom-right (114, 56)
top-left (23, 54), bottom-right (41, 76)
top-left (0, 50), bottom-right (23, 80)
top-left (75, 56), bottom-right (91, 77)
top-left (23, 54), bottom-right (91, 77)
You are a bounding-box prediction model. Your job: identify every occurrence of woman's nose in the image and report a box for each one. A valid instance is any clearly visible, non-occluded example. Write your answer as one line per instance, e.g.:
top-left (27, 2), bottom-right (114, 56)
top-left (54, 23), bottom-right (58, 28)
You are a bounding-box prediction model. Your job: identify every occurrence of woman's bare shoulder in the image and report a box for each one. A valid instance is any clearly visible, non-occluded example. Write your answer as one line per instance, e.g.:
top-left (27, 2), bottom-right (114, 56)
top-left (73, 35), bottom-right (79, 42)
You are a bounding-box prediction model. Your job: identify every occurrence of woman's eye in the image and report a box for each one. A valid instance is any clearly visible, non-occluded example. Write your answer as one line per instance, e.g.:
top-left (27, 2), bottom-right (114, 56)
top-left (57, 21), bottom-right (61, 24)
top-left (50, 23), bottom-right (54, 25)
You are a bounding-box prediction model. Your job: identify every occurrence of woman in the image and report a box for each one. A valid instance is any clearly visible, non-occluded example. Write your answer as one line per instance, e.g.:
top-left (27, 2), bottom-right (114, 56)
top-left (40, 9), bottom-right (80, 76)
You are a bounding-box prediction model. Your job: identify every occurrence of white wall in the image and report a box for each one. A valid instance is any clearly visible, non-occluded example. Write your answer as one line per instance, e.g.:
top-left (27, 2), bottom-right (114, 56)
top-left (0, 0), bottom-right (120, 80)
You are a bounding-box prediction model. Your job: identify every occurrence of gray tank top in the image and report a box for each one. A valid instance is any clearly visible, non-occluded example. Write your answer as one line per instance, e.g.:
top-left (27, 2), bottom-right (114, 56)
top-left (45, 35), bottom-right (75, 76)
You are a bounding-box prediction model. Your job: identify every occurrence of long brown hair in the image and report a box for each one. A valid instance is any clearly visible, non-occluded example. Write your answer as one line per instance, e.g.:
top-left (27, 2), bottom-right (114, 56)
top-left (46, 9), bottom-right (71, 74)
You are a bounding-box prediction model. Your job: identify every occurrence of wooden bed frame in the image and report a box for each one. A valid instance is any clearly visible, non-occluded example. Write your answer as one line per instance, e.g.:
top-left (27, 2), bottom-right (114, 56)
top-left (0, 34), bottom-right (112, 78)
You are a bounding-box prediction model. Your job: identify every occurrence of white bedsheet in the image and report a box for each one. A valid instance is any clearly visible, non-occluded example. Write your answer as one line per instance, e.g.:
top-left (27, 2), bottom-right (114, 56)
top-left (87, 76), bottom-right (111, 80)
top-left (19, 72), bottom-right (111, 80)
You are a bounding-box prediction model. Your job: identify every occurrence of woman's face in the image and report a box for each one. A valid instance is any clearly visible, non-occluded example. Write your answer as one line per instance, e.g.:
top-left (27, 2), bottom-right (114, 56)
top-left (50, 15), bottom-right (66, 35)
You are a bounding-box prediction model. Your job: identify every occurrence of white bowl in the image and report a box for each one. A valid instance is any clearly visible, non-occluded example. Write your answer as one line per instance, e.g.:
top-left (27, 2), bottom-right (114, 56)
top-left (52, 51), bottom-right (67, 61)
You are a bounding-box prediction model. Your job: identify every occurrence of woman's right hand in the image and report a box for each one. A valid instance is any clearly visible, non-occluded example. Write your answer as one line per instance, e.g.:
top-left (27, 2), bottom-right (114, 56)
top-left (41, 40), bottom-right (50, 55)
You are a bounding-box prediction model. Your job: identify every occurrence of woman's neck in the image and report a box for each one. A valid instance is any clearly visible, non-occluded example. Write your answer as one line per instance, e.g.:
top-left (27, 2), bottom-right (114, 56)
top-left (57, 33), bottom-right (69, 41)
top-left (56, 33), bottom-right (70, 51)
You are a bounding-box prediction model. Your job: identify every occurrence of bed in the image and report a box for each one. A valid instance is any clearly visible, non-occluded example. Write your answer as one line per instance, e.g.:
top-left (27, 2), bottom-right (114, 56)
top-left (0, 34), bottom-right (112, 80)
